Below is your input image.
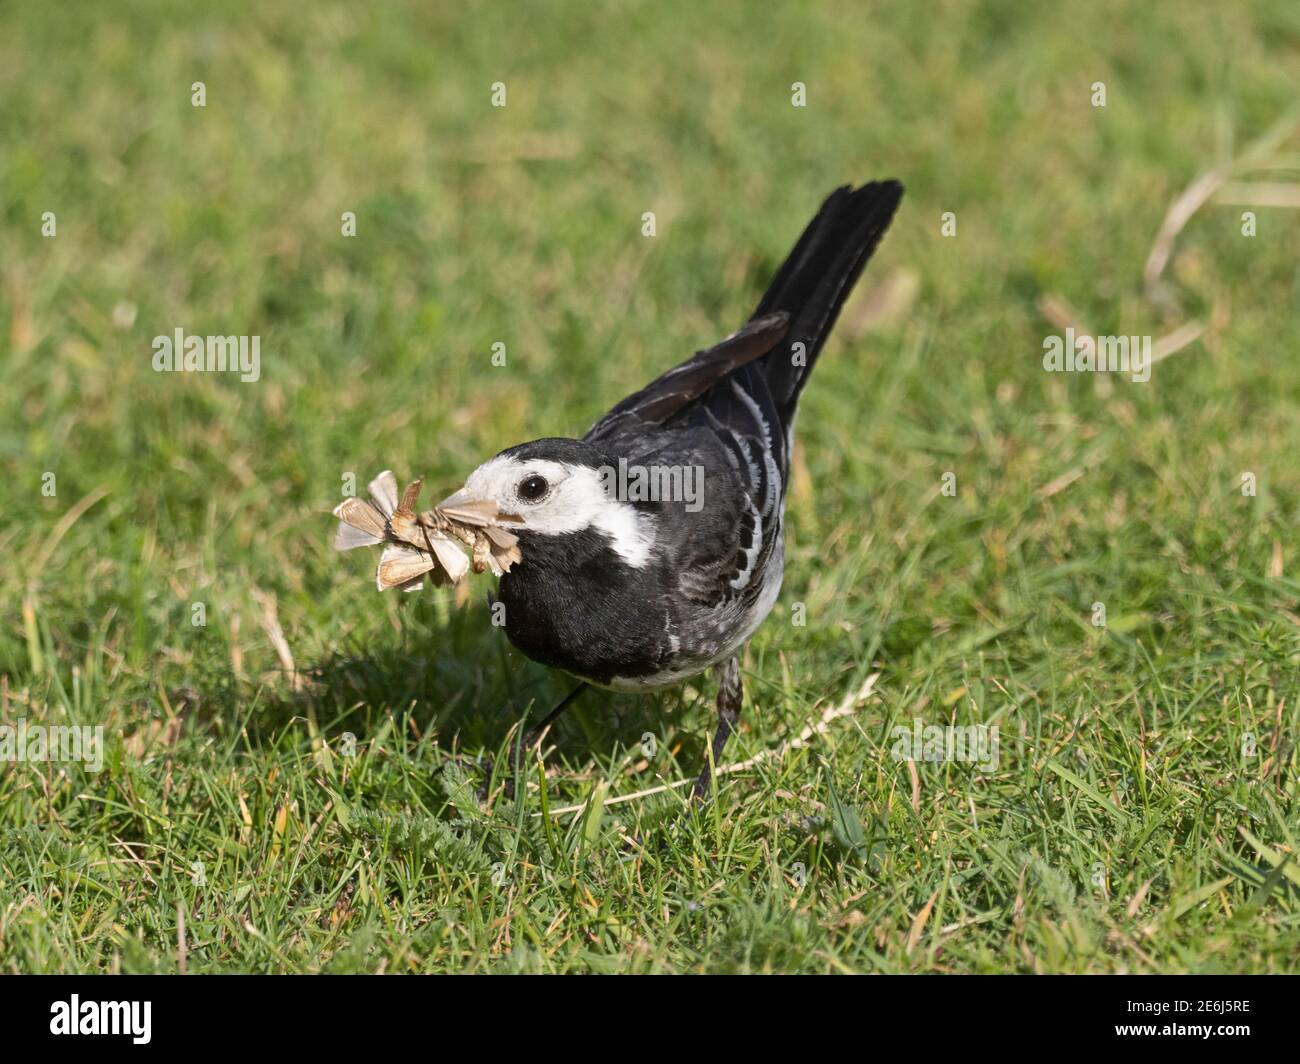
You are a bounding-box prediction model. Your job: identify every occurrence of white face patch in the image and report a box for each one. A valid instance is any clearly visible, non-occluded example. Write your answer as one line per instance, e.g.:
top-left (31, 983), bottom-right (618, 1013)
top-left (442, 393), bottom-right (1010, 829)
top-left (458, 455), bottom-right (655, 568)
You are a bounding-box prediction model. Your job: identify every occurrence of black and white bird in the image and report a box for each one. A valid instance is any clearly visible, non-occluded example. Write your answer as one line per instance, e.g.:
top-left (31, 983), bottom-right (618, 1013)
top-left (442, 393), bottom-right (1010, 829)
top-left (438, 181), bottom-right (903, 794)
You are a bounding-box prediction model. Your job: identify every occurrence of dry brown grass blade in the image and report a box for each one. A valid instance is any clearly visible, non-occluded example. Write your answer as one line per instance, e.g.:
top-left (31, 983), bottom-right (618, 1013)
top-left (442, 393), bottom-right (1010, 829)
top-left (28, 485), bottom-right (110, 579)
top-left (1150, 320), bottom-right (1206, 365)
top-left (1214, 181), bottom-right (1300, 208)
top-left (251, 587), bottom-right (308, 691)
top-left (1143, 166), bottom-right (1230, 294)
top-left (1036, 293), bottom-right (1093, 337)
top-left (1144, 105), bottom-right (1300, 297)
top-left (906, 888), bottom-right (940, 954)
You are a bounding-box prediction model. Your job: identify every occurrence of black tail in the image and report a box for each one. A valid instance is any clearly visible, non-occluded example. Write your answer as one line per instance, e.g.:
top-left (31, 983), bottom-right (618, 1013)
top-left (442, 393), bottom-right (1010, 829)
top-left (755, 180), bottom-right (903, 425)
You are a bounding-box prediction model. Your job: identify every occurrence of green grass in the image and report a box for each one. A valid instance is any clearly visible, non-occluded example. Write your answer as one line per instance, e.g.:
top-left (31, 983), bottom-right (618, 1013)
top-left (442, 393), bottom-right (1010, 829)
top-left (2, 0), bottom-right (1299, 973)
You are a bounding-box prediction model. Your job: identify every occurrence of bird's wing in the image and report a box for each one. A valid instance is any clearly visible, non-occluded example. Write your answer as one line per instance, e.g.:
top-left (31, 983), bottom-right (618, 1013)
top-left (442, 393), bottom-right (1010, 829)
top-left (585, 310), bottom-right (790, 587)
top-left (585, 312), bottom-right (789, 441)
top-left (691, 405), bottom-right (783, 611)
top-left (602, 425), bottom-right (781, 612)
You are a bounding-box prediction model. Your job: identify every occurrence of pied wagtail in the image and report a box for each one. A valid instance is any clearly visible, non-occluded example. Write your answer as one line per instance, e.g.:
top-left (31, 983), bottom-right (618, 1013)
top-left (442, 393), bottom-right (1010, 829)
top-left (438, 181), bottom-right (903, 795)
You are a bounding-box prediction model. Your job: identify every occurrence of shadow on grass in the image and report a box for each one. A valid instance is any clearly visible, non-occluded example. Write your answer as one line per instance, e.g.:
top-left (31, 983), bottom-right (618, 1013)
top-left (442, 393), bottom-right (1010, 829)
top-left (199, 620), bottom-right (706, 779)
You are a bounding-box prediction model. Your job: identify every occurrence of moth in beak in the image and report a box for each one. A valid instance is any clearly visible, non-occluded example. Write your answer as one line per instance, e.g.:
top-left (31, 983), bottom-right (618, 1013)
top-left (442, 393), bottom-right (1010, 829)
top-left (431, 487), bottom-right (526, 576)
top-left (332, 471), bottom-right (523, 592)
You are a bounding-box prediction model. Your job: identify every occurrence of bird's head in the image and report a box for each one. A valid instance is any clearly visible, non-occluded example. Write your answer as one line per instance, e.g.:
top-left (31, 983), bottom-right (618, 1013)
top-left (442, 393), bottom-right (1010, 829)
top-left (438, 438), bottom-right (655, 569)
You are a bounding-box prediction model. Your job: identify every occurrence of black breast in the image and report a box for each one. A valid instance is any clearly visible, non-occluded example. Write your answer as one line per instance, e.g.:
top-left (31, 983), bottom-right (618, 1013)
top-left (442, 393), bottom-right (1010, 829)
top-left (497, 527), bottom-right (675, 685)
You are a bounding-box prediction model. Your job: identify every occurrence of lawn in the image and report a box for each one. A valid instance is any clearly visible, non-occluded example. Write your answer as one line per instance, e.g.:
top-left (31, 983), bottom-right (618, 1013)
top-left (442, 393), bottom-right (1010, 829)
top-left (1, 0), bottom-right (1298, 973)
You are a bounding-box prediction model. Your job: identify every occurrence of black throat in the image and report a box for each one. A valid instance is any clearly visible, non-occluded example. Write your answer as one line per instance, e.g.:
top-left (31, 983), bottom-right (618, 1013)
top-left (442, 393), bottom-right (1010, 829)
top-left (496, 526), bottom-right (671, 685)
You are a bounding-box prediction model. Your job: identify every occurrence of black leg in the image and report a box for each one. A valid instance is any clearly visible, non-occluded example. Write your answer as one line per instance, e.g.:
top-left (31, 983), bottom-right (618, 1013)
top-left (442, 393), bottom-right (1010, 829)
top-left (520, 681), bottom-right (588, 752)
top-left (693, 656), bottom-right (742, 799)
top-left (480, 681), bottom-right (589, 802)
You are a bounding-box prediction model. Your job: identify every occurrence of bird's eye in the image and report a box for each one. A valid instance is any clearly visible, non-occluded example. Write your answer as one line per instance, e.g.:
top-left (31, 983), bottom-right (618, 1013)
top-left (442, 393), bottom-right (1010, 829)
top-left (517, 474), bottom-right (549, 502)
